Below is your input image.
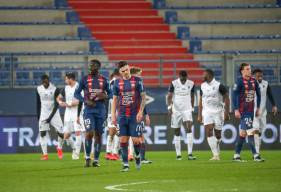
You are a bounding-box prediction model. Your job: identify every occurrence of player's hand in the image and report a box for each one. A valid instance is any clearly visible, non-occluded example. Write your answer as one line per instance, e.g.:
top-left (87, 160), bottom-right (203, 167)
top-left (272, 106), bottom-right (278, 116)
top-left (96, 92), bottom-right (108, 100)
top-left (145, 115), bottom-right (151, 126)
top-left (137, 111), bottom-right (143, 123)
top-left (224, 112), bottom-right (230, 121)
top-left (255, 108), bottom-right (260, 117)
top-left (234, 110), bottom-right (241, 119)
top-left (197, 115), bottom-right (202, 123)
top-left (85, 99), bottom-right (96, 107)
top-left (59, 101), bottom-right (68, 108)
top-left (43, 118), bottom-right (51, 124)
top-left (76, 117), bottom-right (81, 125)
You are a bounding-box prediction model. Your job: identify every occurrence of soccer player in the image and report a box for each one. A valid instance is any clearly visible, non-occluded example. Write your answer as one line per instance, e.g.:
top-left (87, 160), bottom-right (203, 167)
top-left (57, 72), bottom-right (84, 160)
top-left (130, 66), bottom-right (152, 164)
top-left (74, 59), bottom-right (110, 167)
top-left (36, 74), bottom-right (64, 160)
top-left (167, 70), bottom-right (196, 160)
top-left (253, 69), bottom-right (277, 154)
top-left (105, 69), bottom-right (120, 161)
top-left (232, 63), bottom-right (264, 162)
top-left (197, 69), bottom-right (230, 161)
top-left (111, 61), bottom-right (146, 172)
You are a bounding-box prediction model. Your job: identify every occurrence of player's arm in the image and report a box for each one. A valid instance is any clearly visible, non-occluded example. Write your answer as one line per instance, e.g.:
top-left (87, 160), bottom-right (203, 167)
top-left (76, 101), bottom-right (83, 125)
top-left (36, 90), bottom-right (41, 120)
top-left (143, 107), bottom-right (150, 126)
top-left (267, 84), bottom-right (278, 115)
top-left (56, 88), bottom-right (67, 108)
top-left (219, 84), bottom-right (230, 121)
top-left (137, 78), bottom-right (146, 122)
top-left (255, 80), bottom-right (261, 117)
top-left (45, 88), bottom-right (60, 123)
top-left (74, 78), bottom-right (84, 102)
top-left (111, 80), bottom-right (119, 125)
top-left (167, 82), bottom-right (174, 114)
top-left (233, 80), bottom-right (242, 118)
top-left (197, 88), bottom-right (203, 123)
top-left (191, 84), bottom-right (195, 109)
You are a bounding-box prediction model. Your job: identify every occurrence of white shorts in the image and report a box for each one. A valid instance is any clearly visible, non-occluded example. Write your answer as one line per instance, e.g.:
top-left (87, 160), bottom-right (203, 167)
top-left (171, 111), bottom-right (193, 128)
top-left (203, 112), bottom-right (224, 130)
top-left (39, 112), bottom-right (63, 133)
top-left (253, 113), bottom-right (266, 132)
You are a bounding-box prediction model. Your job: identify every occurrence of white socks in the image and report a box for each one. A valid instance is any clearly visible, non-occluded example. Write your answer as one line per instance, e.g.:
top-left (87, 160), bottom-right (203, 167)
top-left (174, 136), bottom-right (181, 156)
top-left (113, 135), bottom-right (119, 155)
top-left (129, 137), bottom-right (134, 156)
top-left (106, 135), bottom-right (113, 153)
top-left (66, 137), bottom-right (75, 150)
top-left (186, 133), bottom-right (193, 155)
top-left (207, 136), bottom-right (219, 156)
top-left (75, 135), bottom-right (82, 155)
top-left (40, 135), bottom-right (48, 155)
top-left (57, 136), bottom-right (64, 149)
top-left (254, 134), bottom-right (261, 154)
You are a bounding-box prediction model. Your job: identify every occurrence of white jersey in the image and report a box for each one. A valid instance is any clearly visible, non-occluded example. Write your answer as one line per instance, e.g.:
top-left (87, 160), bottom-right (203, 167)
top-left (201, 79), bottom-right (224, 115)
top-left (37, 83), bottom-right (57, 119)
top-left (64, 82), bottom-right (79, 122)
top-left (255, 80), bottom-right (268, 115)
top-left (171, 78), bottom-right (194, 112)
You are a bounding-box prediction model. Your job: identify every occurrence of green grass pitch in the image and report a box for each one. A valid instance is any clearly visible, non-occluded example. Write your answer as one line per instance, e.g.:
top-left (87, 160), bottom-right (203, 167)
top-left (0, 151), bottom-right (281, 192)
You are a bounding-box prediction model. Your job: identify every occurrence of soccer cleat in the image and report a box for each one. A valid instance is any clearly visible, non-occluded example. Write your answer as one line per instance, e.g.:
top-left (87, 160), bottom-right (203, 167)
top-left (232, 156), bottom-right (243, 162)
top-left (40, 154), bottom-right (48, 161)
top-left (141, 159), bottom-right (152, 164)
top-left (121, 165), bottom-right (129, 172)
top-left (254, 155), bottom-right (265, 162)
top-left (92, 161), bottom-right (100, 167)
top-left (176, 155), bottom-right (182, 160)
top-left (188, 154), bottom-right (197, 160)
top-left (111, 154), bottom-right (119, 161)
top-left (84, 159), bottom-right (91, 168)
top-left (135, 156), bottom-right (141, 170)
top-left (57, 148), bottom-right (63, 160)
top-left (72, 152), bottom-right (79, 160)
top-left (209, 155), bottom-right (220, 161)
top-left (105, 153), bottom-right (112, 160)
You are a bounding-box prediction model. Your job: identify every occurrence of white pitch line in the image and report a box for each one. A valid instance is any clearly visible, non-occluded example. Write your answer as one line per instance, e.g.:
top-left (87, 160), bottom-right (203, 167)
top-left (105, 181), bottom-right (150, 191)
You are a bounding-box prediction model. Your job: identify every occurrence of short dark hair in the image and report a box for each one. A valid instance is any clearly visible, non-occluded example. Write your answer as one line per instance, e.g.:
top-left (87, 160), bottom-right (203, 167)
top-left (205, 69), bottom-right (214, 78)
top-left (253, 68), bottom-right (263, 75)
top-left (117, 61), bottom-right (128, 69)
top-left (41, 74), bottom-right (49, 81)
top-left (179, 70), bottom-right (187, 77)
top-left (65, 72), bottom-right (76, 80)
top-left (130, 66), bottom-right (142, 75)
top-left (110, 68), bottom-right (119, 79)
top-left (90, 59), bottom-right (101, 67)
top-left (239, 63), bottom-right (250, 73)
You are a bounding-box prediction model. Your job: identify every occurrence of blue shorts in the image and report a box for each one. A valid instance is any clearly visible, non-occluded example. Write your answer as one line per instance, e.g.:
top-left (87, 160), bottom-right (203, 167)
top-left (83, 112), bottom-right (106, 133)
top-left (118, 116), bottom-right (144, 137)
top-left (240, 113), bottom-right (254, 130)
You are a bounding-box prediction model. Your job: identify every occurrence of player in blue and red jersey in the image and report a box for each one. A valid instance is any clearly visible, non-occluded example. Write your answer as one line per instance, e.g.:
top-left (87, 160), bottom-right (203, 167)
top-left (74, 59), bottom-right (111, 168)
top-left (111, 61), bottom-right (146, 172)
top-left (232, 63), bottom-right (264, 162)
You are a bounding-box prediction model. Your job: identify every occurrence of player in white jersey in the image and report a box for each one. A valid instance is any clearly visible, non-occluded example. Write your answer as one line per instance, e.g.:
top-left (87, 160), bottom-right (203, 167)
top-left (253, 69), bottom-right (277, 154)
top-left (105, 69), bottom-right (120, 161)
top-left (167, 70), bottom-right (196, 160)
top-left (36, 74), bottom-right (64, 160)
top-left (198, 69), bottom-right (230, 161)
top-left (57, 72), bottom-right (85, 160)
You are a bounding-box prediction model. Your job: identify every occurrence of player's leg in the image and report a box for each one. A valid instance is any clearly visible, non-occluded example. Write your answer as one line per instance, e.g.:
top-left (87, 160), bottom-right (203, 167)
top-left (182, 111), bottom-right (196, 160)
top-left (39, 119), bottom-right (50, 160)
top-left (73, 117), bottom-right (85, 160)
top-left (128, 137), bottom-right (134, 161)
top-left (50, 113), bottom-right (64, 159)
top-left (119, 116), bottom-right (130, 171)
top-left (92, 115), bottom-right (105, 167)
top-left (253, 114), bottom-right (265, 154)
top-left (246, 128), bottom-right (264, 162)
top-left (105, 127), bottom-right (114, 160)
top-left (83, 113), bottom-right (95, 167)
top-left (171, 112), bottom-right (182, 160)
top-left (63, 121), bottom-right (76, 154)
top-left (205, 124), bottom-right (219, 160)
top-left (213, 113), bottom-right (224, 159)
top-left (110, 128), bottom-right (119, 160)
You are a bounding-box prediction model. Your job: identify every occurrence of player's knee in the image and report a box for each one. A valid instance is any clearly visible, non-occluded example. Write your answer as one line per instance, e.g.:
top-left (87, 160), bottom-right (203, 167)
top-left (174, 128), bottom-right (180, 136)
top-left (240, 131), bottom-right (247, 138)
top-left (40, 131), bottom-right (47, 137)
